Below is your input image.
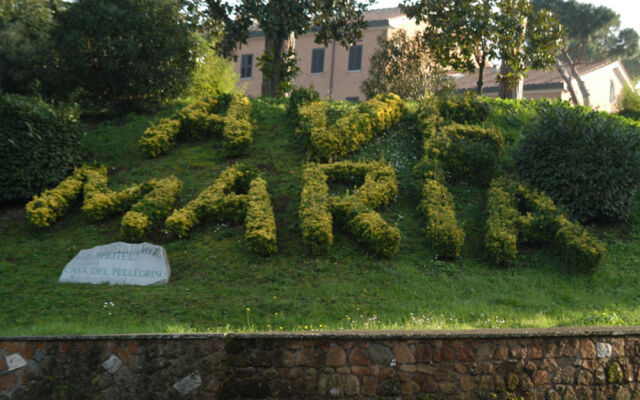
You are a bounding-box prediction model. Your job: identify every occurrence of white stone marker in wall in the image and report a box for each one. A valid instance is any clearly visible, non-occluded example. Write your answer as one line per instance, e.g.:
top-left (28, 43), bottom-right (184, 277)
top-left (172, 372), bottom-right (202, 396)
top-left (596, 342), bottom-right (612, 358)
top-left (59, 242), bottom-right (170, 286)
top-left (6, 354), bottom-right (28, 371)
top-left (102, 354), bottom-right (123, 374)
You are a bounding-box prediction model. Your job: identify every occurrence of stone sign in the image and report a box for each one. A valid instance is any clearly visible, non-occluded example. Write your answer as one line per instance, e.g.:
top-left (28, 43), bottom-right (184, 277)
top-left (59, 242), bottom-right (170, 286)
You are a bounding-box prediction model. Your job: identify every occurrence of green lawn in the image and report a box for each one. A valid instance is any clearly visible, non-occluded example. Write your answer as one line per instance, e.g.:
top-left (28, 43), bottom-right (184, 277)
top-left (1, 98), bottom-right (638, 336)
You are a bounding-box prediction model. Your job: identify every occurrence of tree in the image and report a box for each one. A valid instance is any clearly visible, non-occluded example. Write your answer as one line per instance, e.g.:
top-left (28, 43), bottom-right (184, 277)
top-left (361, 29), bottom-right (452, 99)
top-left (533, 0), bottom-right (640, 106)
top-left (0, 0), bottom-right (61, 94)
top-left (205, 0), bottom-right (372, 97)
top-left (50, 0), bottom-right (198, 113)
top-left (400, 0), bottom-right (562, 96)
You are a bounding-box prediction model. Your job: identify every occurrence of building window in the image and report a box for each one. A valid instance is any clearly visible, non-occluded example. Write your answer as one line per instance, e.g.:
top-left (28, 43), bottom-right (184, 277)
top-left (241, 54), bottom-right (253, 79)
top-left (346, 96), bottom-right (359, 102)
top-left (609, 80), bottom-right (616, 103)
top-left (311, 48), bottom-right (325, 74)
top-left (348, 45), bottom-right (363, 71)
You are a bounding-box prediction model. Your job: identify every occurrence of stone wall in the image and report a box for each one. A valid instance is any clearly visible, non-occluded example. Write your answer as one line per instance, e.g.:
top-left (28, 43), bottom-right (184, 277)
top-left (2, 328), bottom-right (640, 399)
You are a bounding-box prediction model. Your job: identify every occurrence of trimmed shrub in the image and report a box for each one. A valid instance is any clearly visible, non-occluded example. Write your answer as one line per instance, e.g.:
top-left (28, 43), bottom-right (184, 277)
top-left (138, 118), bottom-right (181, 158)
top-left (299, 165), bottom-right (333, 255)
top-left (1, 94), bottom-right (83, 202)
top-left (165, 165), bottom-right (276, 255)
top-left (485, 178), bottom-right (520, 268)
top-left (419, 179), bottom-right (465, 259)
top-left (139, 93), bottom-right (252, 158)
top-left (222, 95), bottom-right (254, 156)
top-left (177, 96), bottom-right (229, 140)
top-left (288, 86), bottom-right (320, 125)
top-left (81, 167), bottom-right (153, 221)
top-left (348, 210), bottom-right (401, 259)
top-left (554, 215), bottom-right (606, 272)
top-left (296, 101), bottom-right (328, 144)
top-left (298, 93), bottom-right (406, 161)
top-left (245, 177), bottom-right (278, 255)
top-left (121, 176), bottom-right (183, 242)
top-left (438, 93), bottom-right (489, 124)
top-left (515, 100), bottom-right (640, 222)
top-left (425, 123), bottom-right (504, 186)
top-left (165, 165), bottom-right (251, 237)
top-left (25, 166), bottom-right (87, 228)
top-left (299, 160), bottom-right (400, 258)
top-left (485, 177), bottom-right (606, 271)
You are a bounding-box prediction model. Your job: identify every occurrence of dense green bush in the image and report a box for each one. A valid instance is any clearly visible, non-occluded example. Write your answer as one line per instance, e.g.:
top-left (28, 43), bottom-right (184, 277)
top-left (0, 0), bottom-right (56, 95)
top-left (299, 161), bottom-right (400, 258)
top-left (1, 94), bottom-right (83, 203)
top-left (615, 85), bottom-right (640, 120)
top-left (514, 101), bottom-right (640, 222)
top-left (485, 177), bottom-right (606, 271)
top-left (425, 123), bottom-right (504, 186)
top-left (186, 37), bottom-right (239, 99)
top-left (438, 93), bottom-right (489, 124)
top-left (51, 0), bottom-right (198, 113)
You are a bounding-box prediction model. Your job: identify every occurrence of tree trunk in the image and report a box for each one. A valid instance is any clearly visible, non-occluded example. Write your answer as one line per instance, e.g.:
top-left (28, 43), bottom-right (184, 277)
top-left (261, 36), bottom-right (285, 96)
top-left (561, 50), bottom-right (590, 107)
top-left (555, 61), bottom-right (580, 104)
top-left (476, 55), bottom-right (486, 95)
top-left (498, 61), bottom-right (516, 99)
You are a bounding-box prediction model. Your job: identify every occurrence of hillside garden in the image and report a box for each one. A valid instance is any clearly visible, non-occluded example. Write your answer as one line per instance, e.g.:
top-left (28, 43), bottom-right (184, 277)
top-left (2, 89), bottom-right (640, 335)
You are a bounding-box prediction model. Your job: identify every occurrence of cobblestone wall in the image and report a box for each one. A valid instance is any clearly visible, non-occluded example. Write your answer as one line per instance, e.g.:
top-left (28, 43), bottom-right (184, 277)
top-left (2, 328), bottom-right (640, 399)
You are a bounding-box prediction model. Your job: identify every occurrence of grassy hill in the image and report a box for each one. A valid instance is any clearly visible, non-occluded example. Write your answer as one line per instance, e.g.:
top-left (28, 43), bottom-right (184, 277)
top-left (1, 97), bottom-right (639, 336)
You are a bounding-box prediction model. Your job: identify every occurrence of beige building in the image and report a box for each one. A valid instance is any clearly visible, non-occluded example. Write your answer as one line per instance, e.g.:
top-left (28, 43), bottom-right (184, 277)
top-left (454, 60), bottom-right (634, 112)
top-left (233, 8), bottom-right (423, 100)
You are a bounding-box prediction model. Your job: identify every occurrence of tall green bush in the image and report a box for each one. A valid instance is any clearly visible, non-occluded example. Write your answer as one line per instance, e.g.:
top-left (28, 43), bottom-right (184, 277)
top-left (51, 0), bottom-right (197, 113)
top-left (0, 93), bottom-right (82, 203)
top-left (514, 100), bottom-right (640, 222)
top-left (0, 0), bottom-right (58, 95)
top-left (615, 85), bottom-right (640, 120)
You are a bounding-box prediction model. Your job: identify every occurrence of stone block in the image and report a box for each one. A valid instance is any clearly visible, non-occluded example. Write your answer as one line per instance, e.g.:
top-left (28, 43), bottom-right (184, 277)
top-left (348, 348), bottom-right (369, 366)
top-left (393, 343), bottom-right (415, 364)
top-left (326, 345), bottom-right (346, 367)
top-left (460, 375), bottom-right (475, 391)
top-left (367, 344), bottom-right (394, 366)
top-left (0, 374), bottom-right (17, 392)
top-left (344, 376), bottom-right (359, 396)
top-left (402, 381), bottom-right (420, 395)
top-left (362, 376), bottom-right (376, 396)
top-left (351, 365), bottom-right (369, 375)
top-left (579, 339), bottom-right (596, 359)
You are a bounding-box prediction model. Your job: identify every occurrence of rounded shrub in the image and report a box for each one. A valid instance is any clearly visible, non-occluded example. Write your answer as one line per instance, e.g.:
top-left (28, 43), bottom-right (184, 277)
top-left (0, 93), bottom-right (82, 203)
top-left (514, 101), bottom-right (640, 222)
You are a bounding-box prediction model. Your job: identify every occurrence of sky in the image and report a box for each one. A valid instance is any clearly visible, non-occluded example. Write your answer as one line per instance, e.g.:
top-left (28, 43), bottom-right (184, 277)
top-left (371, 0), bottom-right (640, 37)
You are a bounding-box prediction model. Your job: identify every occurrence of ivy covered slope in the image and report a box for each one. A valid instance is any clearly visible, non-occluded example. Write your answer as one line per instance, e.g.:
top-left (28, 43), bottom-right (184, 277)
top-left (2, 96), bottom-right (640, 335)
